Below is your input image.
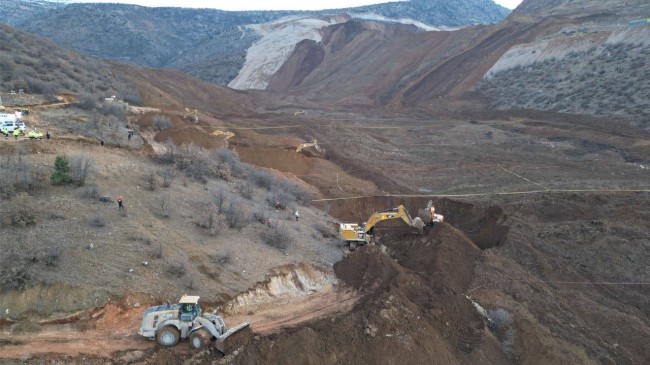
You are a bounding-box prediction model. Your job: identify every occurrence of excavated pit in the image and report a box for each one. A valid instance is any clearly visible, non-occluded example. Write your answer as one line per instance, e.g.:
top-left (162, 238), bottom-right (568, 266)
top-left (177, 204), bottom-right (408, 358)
top-left (322, 196), bottom-right (510, 250)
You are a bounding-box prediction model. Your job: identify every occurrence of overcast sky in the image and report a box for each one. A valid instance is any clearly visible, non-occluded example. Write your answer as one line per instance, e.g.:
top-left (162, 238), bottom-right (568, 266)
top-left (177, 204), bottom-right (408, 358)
top-left (67, 0), bottom-right (523, 11)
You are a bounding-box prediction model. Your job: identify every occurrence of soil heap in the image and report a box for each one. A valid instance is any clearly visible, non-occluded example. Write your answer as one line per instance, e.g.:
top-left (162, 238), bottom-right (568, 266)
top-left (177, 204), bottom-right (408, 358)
top-left (233, 223), bottom-right (509, 365)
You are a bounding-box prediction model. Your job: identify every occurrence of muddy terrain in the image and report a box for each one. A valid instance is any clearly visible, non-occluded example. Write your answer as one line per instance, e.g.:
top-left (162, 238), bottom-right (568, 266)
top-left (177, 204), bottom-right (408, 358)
top-left (1, 0), bottom-right (649, 363)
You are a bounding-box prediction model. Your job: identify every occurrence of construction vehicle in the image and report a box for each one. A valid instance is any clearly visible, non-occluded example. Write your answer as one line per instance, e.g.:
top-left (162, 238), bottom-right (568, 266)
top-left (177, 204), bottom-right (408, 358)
top-left (211, 129), bottom-right (235, 140)
top-left (296, 139), bottom-right (327, 158)
top-left (183, 108), bottom-right (199, 123)
top-left (424, 200), bottom-right (444, 227)
top-left (138, 295), bottom-right (250, 352)
top-left (296, 139), bottom-right (321, 153)
top-left (339, 205), bottom-right (437, 250)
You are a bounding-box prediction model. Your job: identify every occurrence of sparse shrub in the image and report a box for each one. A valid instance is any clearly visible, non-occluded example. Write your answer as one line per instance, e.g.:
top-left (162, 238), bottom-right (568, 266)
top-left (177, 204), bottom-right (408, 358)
top-left (0, 254), bottom-right (31, 292)
top-left (160, 166), bottom-right (175, 188)
top-left (51, 155), bottom-right (71, 185)
top-left (155, 193), bottom-right (173, 218)
top-left (312, 222), bottom-right (335, 238)
top-left (210, 187), bottom-right (227, 214)
top-left (156, 138), bottom-right (176, 165)
top-left (101, 101), bottom-right (126, 120)
top-left (224, 197), bottom-right (247, 229)
top-left (7, 192), bottom-right (38, 227)
top-left (81, 183), bottom-right (100, 199)
top-left (195, 202), bottom-right (219, 232)
top-left (210, 253), bottom-right (232, 266)
top-left (156, 243), bottom-right (164, 259)
top-left (43, 246), bottom-right (63, 267)
top-left (252, 205), bottom-right (270, 224)
top-left (262, 222), bottom-right (291, 250)
top-left (77, 93), bottom-right (97, 110)
top-left (89, 214), bottom-right (106, 228)
top-left (0, 151), bottom-right (35, 196)
top-left (68, 153), bottom-right (95, 186)
top-left (238, 181), bottom-right (254, 199)
top-left (249, 169), bottom-right (276, 190)
top-left (152, 115), bottom-right (173, 130)
top-left (145, 171), bottom-right (157, 191)
top-left (166, 262), bottom-right (186, 277)
top-left (122, 92), bottom-right (142, 106)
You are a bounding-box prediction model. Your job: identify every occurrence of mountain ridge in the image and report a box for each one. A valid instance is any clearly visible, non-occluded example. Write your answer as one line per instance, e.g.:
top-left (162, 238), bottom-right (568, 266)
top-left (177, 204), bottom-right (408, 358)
top-left (0, 0), bottom-right (509, 86)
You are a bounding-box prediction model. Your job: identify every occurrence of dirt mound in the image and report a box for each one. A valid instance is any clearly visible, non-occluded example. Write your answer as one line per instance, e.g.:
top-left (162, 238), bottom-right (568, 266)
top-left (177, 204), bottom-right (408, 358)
top-left (233, 224), bottom-right (507, 365)
top-left (154, 125), bottom-right (227, 150)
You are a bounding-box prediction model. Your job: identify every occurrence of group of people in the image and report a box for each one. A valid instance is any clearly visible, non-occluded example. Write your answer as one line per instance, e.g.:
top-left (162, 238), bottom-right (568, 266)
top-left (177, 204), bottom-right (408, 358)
top-left (1, 128), bottom-right (50, 140)
top-left (1, 127), bottom-right (22, 139)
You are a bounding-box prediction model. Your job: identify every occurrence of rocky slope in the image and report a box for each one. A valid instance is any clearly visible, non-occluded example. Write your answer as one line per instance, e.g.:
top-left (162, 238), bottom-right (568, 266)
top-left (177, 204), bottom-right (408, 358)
top-left (1, 0), bottom-right (509, 86)
top-left (514, 0), bottom-right (650, 24)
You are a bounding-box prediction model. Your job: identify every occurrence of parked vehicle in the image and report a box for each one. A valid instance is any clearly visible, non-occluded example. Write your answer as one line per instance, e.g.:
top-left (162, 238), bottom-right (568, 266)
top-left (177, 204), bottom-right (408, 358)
top-left (1, 120), bottom-right (26, 133)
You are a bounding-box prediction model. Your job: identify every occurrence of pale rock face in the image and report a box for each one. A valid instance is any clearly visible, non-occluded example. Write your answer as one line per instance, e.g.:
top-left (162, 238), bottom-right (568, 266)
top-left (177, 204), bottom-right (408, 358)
top-left (228, 13), bottom-right (440, 91)
top-left (228, 16), bottom-right (338, 90)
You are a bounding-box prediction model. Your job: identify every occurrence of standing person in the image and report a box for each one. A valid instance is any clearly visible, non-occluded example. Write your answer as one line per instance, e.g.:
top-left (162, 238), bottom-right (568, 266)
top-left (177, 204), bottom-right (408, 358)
top-left (46, 131), bottom-right (50, 140)
top-left (13, 128), bottom-right (20, 139)
top-left (117, 196), bottom-right (124, 210)
top-left (127, 130), bottom-right (132, 140)
top-left (295, 210), bottom-right (300, 221)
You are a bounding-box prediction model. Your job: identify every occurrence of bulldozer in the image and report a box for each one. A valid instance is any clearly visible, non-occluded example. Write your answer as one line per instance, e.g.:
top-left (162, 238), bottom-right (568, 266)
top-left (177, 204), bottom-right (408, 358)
top-left (339, 204), bottom-right (441, 250)
top-left (138, 295), bottom-right (250, 352)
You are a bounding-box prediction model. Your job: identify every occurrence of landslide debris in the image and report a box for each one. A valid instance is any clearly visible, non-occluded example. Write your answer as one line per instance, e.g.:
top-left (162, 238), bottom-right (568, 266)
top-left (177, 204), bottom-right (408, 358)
top-left (232, 223), bottom-right (508, 365)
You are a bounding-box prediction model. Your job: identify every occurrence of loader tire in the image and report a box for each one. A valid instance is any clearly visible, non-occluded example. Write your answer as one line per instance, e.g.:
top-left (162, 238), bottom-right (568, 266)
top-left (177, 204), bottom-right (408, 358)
top-left (156, 326), bottom-right (180, 347)
top-left (189, 328), bottom-right (210, 349)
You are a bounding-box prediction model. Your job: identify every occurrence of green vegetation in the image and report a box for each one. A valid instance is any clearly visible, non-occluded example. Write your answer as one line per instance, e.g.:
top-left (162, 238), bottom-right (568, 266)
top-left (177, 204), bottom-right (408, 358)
top-left (50, 155), bottom-right (71, 185)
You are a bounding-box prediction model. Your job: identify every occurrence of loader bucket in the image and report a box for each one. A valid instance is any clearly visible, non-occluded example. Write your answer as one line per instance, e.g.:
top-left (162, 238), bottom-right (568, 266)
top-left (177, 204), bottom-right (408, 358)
top-left (215, 322), bottom-right (252, 353)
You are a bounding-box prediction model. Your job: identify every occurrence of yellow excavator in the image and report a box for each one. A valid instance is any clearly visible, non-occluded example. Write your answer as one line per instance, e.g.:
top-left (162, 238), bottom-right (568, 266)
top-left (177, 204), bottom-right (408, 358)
top-left (339, 205), bottom-right (432, 250)
top-left (296, 139), bottom-right (321, 153)
top-left (211, 129), bottom-right (235, 140)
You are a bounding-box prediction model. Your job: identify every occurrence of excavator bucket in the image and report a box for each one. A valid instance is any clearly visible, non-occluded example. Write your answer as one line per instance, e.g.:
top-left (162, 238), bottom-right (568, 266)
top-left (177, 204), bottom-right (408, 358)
top-left (215, 322), bottom-right (252, 353)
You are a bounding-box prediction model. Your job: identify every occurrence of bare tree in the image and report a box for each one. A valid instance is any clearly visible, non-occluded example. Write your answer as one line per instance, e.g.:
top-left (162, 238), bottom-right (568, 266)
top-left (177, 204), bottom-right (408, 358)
top-left (68, 153), bottom-right (95, 186)
top-left (155, 193), bottom-right (173, 218)
top-left (160, 165), bottom-right (175, 188)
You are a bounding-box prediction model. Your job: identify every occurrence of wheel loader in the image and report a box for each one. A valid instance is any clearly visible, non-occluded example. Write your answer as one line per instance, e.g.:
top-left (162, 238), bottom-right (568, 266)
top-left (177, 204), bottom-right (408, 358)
top-left (138, 295), bottom-right (250, 352)
top-left (339, 203), bottom-right (443, 250)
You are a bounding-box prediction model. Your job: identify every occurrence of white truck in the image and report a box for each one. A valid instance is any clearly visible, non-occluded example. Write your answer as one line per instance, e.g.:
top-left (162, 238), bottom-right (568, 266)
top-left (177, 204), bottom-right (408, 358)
top-left (0, 113), bottom-right (17, 124)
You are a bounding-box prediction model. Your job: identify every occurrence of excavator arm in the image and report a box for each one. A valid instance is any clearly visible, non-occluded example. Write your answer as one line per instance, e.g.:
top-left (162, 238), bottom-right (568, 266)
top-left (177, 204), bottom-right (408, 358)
top-left (296, 139), bottom-right (320, 153)
top-left (339, 205), bottom-right (423, 248)
top-left (363, 205), bottom-right (413, 234)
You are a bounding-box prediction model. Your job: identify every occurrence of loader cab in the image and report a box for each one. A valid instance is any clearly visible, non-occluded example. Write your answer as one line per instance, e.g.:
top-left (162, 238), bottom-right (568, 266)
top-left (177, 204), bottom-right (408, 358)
top-left (178, 295), bottom-right (201, 322)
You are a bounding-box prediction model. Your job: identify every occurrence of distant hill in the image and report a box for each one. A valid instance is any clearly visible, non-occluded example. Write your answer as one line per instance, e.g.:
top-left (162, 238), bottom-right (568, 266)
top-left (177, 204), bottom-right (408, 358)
top-left (0, 23), bottom-right (138, 102)
top-left (514, 0), bottom-right (650, 24)
top-left (0, 0), bottom-right (509, 86)
top-left (0, 0), bottom-right (63, 26)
